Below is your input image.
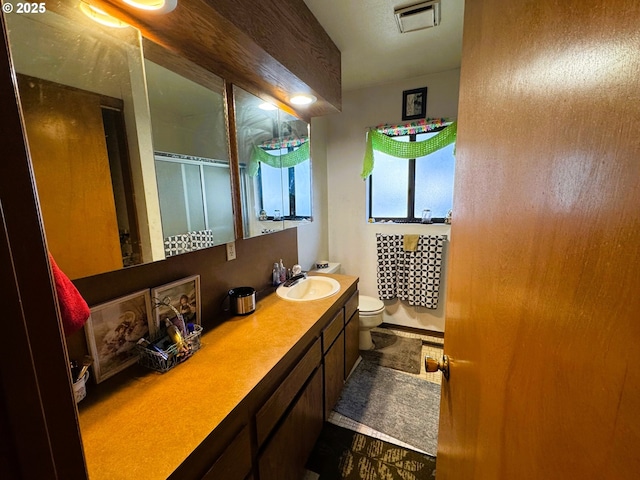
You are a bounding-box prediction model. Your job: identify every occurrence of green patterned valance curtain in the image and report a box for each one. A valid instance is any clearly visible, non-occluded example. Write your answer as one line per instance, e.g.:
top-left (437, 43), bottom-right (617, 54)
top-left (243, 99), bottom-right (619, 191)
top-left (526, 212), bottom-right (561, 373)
top-left (248, 140), bottom-right (310, 176)
top-left (361, 120), bottom-right (457, 179)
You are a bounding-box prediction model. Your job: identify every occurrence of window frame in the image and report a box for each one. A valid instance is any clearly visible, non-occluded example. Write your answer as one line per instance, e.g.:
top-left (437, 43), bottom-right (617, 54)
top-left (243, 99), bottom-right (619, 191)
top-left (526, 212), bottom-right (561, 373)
top-left (368, 126), bottom-right (451, 223)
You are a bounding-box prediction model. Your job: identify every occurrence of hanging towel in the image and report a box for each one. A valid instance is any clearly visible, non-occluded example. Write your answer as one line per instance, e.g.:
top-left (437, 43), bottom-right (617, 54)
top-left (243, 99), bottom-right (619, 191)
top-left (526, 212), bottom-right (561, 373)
top-left (403, 234), bottom-right (419, 252)
top-left (49, 253), bottom-right (90, 335)
top-left (397, 235), bottom-right (446, 308)
top-left (376, 234), bottom-right (446, 308)
top-left (376, 233), bottom-right (402, 300)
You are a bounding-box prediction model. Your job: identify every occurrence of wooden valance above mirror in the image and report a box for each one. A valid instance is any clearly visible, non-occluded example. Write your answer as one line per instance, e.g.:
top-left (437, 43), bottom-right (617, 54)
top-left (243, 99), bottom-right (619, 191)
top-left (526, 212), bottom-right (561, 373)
top-left (94, 0), bottom-right (342, 121)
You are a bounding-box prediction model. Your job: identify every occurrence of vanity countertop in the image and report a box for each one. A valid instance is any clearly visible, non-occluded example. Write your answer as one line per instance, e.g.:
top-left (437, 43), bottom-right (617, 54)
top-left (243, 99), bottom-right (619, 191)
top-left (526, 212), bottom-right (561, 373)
top-left (77, 274), bottom-right (358, 480)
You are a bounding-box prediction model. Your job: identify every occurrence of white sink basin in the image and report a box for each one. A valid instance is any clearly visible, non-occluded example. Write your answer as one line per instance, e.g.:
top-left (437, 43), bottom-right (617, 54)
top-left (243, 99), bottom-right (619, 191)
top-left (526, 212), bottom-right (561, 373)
top-left (276, 276), bottom-right (340, 301)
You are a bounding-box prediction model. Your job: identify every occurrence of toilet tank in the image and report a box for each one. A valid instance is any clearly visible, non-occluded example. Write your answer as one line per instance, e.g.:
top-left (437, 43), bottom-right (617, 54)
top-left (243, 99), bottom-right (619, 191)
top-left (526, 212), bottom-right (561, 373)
top-left (311, 262), bottom-right (341, 274)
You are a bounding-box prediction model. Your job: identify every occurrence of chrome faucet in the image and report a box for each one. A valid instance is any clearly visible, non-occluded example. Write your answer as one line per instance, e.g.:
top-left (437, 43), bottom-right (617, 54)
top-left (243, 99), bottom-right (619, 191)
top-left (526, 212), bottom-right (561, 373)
top-left (282, 273), bottom-right (307, 288)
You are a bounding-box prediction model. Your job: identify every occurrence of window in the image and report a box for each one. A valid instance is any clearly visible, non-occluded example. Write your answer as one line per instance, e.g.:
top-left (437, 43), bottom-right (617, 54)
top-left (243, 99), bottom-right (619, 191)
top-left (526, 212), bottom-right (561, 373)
top-left (258, 145), bottom-right (311, 219)
top-left (369, 128), bottom-right (455, 222)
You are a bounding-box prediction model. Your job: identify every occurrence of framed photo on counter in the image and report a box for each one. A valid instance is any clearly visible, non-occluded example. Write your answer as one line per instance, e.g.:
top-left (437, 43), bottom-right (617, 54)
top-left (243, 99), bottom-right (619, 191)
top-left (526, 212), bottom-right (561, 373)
top-left (151, 275), bottom-right (201, 332)
top-left (85, 290), bottom-right (153, 383)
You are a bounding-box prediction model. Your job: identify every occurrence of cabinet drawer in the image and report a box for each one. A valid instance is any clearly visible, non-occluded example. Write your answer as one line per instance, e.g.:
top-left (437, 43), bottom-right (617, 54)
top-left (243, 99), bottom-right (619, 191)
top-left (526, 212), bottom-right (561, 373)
top-left (256, 338), bottom-right (322, 446)
top-left (322, 309), bottom-right (344, 354)
top-left (345, 310), bottom-right (360, 379)
top-left (201, 425), bottom-right (251, 480)
top-left (258, 367), bottom-right (324, 480)
top-left (324, 329), bottom-right (345, 418)
top-left (345, 290), bottom-right (358, 321)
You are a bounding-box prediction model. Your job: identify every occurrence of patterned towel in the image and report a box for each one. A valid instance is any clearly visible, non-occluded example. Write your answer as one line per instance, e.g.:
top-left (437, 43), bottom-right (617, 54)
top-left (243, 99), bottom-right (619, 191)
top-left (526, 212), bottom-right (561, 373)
top-left (376, 233), bottom-right (446, 308)
top-left (164, 229), bottom-right (215, 257)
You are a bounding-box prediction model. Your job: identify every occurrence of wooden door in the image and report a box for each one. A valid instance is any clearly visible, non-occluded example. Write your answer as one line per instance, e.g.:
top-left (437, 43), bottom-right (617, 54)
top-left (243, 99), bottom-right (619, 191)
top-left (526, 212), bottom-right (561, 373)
top-left (18, 76), bottom-right (122, 279)
top-left (437, 0), bottom-right (640, 478)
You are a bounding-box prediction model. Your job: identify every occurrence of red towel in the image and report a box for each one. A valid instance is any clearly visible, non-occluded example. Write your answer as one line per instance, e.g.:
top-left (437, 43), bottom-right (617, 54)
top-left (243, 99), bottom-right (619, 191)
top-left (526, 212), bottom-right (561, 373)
top-left (49, 253), bottom-right (90, 335)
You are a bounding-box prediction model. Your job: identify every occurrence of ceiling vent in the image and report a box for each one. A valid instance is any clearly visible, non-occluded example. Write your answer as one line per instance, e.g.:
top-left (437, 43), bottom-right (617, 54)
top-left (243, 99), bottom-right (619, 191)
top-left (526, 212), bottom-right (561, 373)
top-left (394, 0), bottom-right (441, 33)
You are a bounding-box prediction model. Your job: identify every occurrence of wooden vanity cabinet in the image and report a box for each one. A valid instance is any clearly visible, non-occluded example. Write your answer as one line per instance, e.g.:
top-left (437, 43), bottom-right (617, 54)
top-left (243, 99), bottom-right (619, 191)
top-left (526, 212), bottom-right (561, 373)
top-left (323, 309), bottom-right (346, 418)
top-left (255, 339), bottom-right (322, 446)
top-left (254, 287), bottom-right (360, 480)
top-left (258, 367), bottom-right (324, 480)
top-left (201, 425), bottom-right (251, 480)
top-left (255, 337), bottom-right (324, 480)
top-left (166, 283), bottom-right (360, 480)
top-left (168, 404), bottom-right (252, 480)
top-left (344, 290), bottom-right (360, 378)
top-left (323, 289), bottom-right (360, 418)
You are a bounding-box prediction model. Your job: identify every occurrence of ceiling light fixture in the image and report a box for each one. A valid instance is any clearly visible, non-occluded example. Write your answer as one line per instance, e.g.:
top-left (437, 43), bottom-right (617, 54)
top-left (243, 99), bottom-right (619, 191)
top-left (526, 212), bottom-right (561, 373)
top-left (394, 0), bottom-right (441, 33)
top-left (79, 1), bottom-right (129, 28)
top-left (122, 0), bottom-right (178, 14)
top-left (289, 94), bottom-right (317, 106)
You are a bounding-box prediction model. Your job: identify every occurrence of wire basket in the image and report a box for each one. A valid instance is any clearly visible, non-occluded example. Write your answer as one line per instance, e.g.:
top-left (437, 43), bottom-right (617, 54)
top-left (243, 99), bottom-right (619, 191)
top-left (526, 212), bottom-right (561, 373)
top-left (137, 324), bottom-right (203, 373)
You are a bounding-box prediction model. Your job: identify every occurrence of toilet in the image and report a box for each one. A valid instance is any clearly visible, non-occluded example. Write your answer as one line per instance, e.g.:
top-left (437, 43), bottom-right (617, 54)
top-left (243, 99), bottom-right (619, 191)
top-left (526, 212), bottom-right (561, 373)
top-left (312, 261), bottom-right (386, 350)
top-left (310, 261), bottom-right (341, 274)
top-left (358, 295), bottom-right (385, 350)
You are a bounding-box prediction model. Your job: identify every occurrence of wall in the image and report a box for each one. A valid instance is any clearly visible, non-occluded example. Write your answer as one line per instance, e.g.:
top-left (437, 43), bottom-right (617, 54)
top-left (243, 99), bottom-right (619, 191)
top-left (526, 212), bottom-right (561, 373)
top-left (325, 69), bottom-right (460, 332)
top-left (297, 116), bottom-right (330, 271)
top-left (65, 229), bottom-right (298, 373)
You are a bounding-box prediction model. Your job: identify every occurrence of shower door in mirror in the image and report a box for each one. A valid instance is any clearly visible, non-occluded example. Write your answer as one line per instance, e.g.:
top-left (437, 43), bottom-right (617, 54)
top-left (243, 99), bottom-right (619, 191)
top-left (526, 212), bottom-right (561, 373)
top-left (233, 86), bottom-right (312, 238)
top-left (144, 46), bottom-right (235, 257)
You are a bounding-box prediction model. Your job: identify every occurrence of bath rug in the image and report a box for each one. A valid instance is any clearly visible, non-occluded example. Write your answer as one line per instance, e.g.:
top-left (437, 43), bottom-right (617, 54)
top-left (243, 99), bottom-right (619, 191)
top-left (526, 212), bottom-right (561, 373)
top-left (334, 361), bottom-right (440, 456)
top-left (306, 422), bottom-right (436, 479)
top-left (360, 330), bottom-right (422, 374)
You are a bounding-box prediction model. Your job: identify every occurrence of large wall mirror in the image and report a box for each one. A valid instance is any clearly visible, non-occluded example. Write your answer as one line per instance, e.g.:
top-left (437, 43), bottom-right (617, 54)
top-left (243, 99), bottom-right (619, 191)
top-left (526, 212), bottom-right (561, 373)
top-left (5, 0), bottom-right (235, 280)
top-left (144, 43), bottom-right (234, 256)
top-left (233, 86), bottom-right (313, 238)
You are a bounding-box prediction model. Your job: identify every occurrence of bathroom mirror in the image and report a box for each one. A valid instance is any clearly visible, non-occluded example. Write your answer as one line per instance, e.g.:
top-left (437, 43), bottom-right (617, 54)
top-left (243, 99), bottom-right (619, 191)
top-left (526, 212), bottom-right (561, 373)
top-left (144, 44), bottom-right (234, 256)
top-left (4, 0), bottom-right (235, 279)
top-left (233, 86), bottom-right (312, 238)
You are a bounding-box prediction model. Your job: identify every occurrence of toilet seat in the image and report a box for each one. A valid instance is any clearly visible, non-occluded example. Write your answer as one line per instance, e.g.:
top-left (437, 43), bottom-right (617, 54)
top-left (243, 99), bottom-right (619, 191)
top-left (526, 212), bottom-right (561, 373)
top-left (359, 295), bottom-right (384, 316)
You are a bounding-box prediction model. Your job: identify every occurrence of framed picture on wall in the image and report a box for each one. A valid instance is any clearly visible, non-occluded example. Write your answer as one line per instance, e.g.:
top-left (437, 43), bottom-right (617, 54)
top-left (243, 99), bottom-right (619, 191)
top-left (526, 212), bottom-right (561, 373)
top-left (151, 275), bottom-right (201, 333)
top-left (85, 290), bottom-right (153, 383)
top-left (402, 87), bottom-right (427, 120)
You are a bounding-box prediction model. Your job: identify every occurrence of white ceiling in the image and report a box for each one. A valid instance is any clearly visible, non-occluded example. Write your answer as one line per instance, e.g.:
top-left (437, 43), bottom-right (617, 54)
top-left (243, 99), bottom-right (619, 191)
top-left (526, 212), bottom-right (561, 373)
top-left (303, 0), bottom-right (465, 92)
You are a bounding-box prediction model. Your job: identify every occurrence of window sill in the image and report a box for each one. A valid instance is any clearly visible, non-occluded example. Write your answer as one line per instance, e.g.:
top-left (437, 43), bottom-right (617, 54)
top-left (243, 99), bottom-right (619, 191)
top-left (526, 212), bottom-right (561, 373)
top-left (367, 219), bottom-right (451, 225)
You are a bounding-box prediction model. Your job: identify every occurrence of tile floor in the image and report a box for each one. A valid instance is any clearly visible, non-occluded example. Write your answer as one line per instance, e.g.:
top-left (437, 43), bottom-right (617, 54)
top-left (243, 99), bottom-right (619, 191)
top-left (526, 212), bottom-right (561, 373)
top-left (377, 326), bottom-right (444, 386)
top-left (303, 327), bottom-right (444, 478)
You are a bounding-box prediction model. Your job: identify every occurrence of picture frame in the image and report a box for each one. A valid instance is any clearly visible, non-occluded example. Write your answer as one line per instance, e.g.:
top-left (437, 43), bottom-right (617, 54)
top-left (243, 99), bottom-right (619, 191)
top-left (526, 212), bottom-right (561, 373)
top-left (402, 87), bottom-right (427, 121)
top-left (85, 290), bottom-right (153, 383)
top-left (151, 275), bottom-right (201, 333)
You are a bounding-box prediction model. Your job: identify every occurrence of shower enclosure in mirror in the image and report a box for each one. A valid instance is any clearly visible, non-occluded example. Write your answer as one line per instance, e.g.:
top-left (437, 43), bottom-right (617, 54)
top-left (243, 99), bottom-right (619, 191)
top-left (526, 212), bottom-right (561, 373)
top-left (4, 0), bottom-right (235, 280)
top-left (144, 43), bottom-right (234, 256)
top-left (233, 86), bottom-right (312, 238)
